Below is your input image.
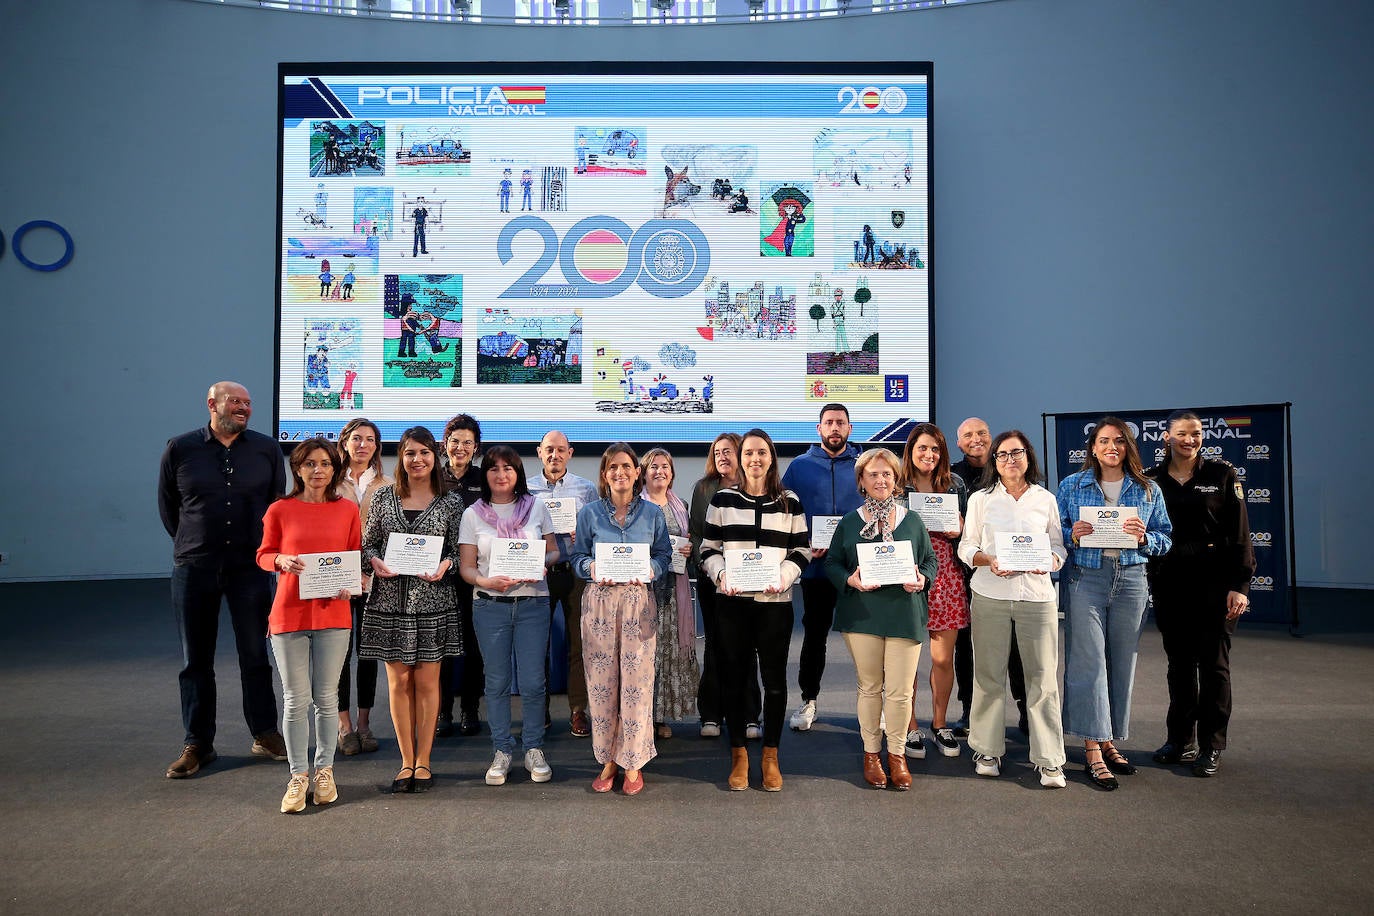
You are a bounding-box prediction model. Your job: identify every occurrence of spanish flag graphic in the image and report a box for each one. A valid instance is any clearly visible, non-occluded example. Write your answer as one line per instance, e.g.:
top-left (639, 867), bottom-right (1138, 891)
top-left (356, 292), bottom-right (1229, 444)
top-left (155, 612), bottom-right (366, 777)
top-left (501, 86), bottom-right (547, 105)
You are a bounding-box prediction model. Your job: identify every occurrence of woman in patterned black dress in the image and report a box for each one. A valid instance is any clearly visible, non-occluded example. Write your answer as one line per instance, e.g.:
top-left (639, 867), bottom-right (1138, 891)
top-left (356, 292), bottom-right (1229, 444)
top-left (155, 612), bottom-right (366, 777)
top-left (360, 426), bottom-right (464, 793)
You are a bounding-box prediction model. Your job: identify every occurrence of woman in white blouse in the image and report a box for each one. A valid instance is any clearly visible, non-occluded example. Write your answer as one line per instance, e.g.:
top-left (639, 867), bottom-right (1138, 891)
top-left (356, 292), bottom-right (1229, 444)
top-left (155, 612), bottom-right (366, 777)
top-left (957, 430), bottom-right (1068, 788)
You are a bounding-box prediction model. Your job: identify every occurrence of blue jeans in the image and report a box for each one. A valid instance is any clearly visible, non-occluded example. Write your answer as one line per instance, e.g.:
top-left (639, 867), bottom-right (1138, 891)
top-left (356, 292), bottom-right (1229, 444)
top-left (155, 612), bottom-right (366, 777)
top-left (269, 628), bottom-right (352, 773)
top-left (472, 595), bottom-right (551, 755)
top-left (171, 561), bottom-right (279, 746)
top-left (1063, 561), bottom-right (1149, 741)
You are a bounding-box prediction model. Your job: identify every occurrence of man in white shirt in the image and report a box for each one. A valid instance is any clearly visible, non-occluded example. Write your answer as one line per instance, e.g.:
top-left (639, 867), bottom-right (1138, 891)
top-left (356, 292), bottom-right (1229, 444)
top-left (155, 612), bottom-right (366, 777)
top-left (528, 430), bottom-right (600, 737)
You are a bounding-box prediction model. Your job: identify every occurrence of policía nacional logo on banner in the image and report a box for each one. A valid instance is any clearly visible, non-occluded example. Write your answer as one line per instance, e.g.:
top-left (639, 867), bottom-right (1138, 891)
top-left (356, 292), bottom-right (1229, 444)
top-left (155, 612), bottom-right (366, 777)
top-left (891, 210), bottom-right (905, 228)
top-left (1247, 443), bottom-right (1271, 460)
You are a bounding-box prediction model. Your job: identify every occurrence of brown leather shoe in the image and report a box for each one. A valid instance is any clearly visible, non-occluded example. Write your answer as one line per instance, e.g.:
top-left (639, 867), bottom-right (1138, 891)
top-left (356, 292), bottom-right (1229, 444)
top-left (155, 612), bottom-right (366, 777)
top-left (251, 731), bottom-right (288, 761)
top-left (728, 746), bottom-right (750, 791)
top-left (761, 746), bottom-right (782, 792)
top-left (166, 743), bottom-right (216, 779)
top-left (887, 752), bottom-right (912, 790)
top-left (863, 751), bottom-right (888, 788)
top-left (570, 709), bottom-right (591, 737)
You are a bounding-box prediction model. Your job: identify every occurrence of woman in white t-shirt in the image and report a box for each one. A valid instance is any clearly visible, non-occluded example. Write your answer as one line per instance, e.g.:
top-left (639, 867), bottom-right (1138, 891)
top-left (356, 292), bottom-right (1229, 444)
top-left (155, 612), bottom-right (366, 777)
top-left (458, 446), bottom-right (559, 788)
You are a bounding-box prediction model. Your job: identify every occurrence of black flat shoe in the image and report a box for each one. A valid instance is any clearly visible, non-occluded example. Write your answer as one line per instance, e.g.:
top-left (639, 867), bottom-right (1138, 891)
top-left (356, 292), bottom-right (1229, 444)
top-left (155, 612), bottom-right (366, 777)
top-left (1101, 745), bottom-right (1137, 776)
top-left (1084, 750), bottom-right (1119, 791)
top-left (411, 765), bottom-right (434, 792)
top-left (1151, 741), bottom-right (1200, 765)
top-left (1192, 749), bottom-right (1221, 778)
top-left (390, 766), bottom-right (415, 794)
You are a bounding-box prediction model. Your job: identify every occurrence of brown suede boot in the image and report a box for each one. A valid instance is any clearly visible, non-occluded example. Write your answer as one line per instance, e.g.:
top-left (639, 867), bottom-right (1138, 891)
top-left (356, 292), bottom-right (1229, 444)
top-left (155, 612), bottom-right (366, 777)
top-left (863, 751), bottom-right (888, 789)
top-left (729, 747), bottom-right (750, 791)
top-left (761, 746), bottom-right (782, 792)
top-left (887, 752), bottom-right (912, 790)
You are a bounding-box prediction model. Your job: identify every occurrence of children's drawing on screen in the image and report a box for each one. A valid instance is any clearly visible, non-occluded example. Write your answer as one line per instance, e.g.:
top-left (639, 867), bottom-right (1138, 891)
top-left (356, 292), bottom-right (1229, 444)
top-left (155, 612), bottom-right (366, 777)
top-left (476, 308), bottom-right (582, 385)
top-left (302, 318), bottom-right (364, 410)
top-left (310, 121), bottom-right (384, 177)
top-left (382, 274), bottom-right (462, 388)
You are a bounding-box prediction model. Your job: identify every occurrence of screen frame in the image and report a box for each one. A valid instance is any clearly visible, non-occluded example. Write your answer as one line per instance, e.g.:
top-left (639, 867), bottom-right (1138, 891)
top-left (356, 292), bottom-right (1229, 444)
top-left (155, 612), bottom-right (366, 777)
top-left (275, 60), bottom-right (935, 455)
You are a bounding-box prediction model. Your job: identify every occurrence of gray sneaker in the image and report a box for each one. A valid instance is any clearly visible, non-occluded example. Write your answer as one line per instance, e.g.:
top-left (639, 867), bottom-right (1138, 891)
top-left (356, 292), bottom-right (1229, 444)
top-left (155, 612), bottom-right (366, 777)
top-left (485, 750), bottom-right (513, 786)
top-left (525, 748), bottom-right (552, 783)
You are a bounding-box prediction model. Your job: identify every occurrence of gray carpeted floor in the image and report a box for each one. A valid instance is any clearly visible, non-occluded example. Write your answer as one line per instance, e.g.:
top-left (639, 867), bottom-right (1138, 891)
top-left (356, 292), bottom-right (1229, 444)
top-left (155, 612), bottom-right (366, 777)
top-left (1, 580), bottom-right (1370, 914)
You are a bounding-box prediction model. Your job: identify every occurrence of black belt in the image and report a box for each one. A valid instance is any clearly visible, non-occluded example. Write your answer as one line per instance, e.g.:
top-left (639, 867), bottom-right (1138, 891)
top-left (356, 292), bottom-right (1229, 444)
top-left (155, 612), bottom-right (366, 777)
top-left (476, 593), bottom-right (520, 603)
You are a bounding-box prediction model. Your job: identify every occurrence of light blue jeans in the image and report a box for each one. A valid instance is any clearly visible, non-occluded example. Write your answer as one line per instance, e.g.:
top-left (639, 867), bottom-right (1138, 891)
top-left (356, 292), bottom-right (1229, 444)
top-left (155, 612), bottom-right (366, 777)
top-left (1063, 561), bottom-right (1149, 741)
top-left (472, 595), bottom-right (552, 756)
top-left (269, 628), bottom-right (351, 774)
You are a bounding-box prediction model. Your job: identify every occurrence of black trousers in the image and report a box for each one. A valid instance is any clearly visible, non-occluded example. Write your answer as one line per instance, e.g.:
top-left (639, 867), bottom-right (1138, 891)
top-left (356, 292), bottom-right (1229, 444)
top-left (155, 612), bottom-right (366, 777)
top-left (338, 593), bottom-right (378, 711)
top-left (798, 577), bottom-right (838, 702)
top-left (696, 573), bottom-right (761, 724)
top-left (440, 582), bottom-right (483, 719)
top-left (717, 595), bottom-right (793, 748)
top-left (1154, 582), bottom-right (1237, 751)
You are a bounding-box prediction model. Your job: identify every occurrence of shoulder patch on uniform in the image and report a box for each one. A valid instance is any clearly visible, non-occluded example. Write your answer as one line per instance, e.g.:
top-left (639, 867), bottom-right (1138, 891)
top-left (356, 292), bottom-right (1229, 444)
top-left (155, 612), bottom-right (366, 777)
top-left (1233, 481), bottom-right (1245, 501)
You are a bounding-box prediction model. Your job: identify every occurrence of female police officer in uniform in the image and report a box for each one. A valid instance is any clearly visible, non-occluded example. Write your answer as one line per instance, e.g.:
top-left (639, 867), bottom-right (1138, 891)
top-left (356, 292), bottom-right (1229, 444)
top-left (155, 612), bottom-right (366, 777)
top-left (1146, 410), bottom-right (1255, 778)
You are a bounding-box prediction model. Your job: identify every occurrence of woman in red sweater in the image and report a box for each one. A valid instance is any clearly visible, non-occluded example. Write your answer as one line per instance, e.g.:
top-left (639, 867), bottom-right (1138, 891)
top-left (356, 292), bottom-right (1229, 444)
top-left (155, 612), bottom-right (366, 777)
top-left (256, 438), bottom-right (362, 813)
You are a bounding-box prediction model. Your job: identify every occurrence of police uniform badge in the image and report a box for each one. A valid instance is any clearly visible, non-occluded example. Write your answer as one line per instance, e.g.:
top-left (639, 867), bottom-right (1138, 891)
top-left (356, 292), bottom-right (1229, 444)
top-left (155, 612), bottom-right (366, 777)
top-left (891, 210), bottom-right (905, 228)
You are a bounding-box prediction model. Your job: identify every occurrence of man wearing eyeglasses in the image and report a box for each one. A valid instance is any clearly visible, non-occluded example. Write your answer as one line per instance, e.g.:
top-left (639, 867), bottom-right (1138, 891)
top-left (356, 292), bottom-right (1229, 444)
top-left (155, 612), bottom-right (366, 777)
top-left (951, 417), bottom-right (1028, 739)
top-left (528, 430), bottom-right (600, 737)
top-left (157, 382), bottom-right (288, 778)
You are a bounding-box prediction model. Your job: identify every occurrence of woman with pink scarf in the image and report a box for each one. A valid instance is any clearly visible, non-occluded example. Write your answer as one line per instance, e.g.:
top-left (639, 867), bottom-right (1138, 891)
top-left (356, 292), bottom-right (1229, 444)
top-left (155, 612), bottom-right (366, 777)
top-left (458, 446), bottom-right (559, 788)
top-left (641, 448), bottom-right (702, 740)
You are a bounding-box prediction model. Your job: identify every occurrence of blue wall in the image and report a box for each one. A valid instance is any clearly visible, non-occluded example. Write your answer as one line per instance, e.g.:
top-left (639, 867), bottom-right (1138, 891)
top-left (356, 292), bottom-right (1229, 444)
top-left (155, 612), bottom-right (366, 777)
top-left (2, 0), bottom-right (1370, 586)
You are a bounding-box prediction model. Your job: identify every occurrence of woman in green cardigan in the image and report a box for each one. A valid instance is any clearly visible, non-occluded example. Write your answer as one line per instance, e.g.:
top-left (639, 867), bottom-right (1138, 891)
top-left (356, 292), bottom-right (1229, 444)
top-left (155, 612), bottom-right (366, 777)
top-left (825, 448), bottom-right (938, 790)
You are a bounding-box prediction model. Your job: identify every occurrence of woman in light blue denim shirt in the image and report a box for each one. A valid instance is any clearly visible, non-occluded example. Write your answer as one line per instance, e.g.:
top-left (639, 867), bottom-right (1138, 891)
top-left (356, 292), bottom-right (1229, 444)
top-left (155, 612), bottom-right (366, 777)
top-left (571, 443), bottom-right (672, 796)
top-left (1056, 417), bottom-right (1172, 790)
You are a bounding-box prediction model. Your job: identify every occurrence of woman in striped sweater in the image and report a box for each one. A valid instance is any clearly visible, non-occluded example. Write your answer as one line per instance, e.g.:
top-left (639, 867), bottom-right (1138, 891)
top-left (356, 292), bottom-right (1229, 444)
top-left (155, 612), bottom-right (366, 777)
top-left (699, 428), bottom-right (811, 791)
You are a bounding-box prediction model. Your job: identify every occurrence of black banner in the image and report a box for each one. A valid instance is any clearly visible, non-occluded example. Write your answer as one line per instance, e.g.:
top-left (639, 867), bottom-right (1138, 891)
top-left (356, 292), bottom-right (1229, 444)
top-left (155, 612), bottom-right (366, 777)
top-left (1048, 404), bottom-right (1294, 625)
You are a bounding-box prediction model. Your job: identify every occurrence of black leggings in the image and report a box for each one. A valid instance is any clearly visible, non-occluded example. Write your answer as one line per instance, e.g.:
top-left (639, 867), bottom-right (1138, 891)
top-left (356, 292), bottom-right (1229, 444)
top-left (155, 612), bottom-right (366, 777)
top-left (716, 595), bottom-right (793, 748)
top-left (338, 594), bottom-right (378, 712)
top-left (696, 573), bottom-right (761, 724)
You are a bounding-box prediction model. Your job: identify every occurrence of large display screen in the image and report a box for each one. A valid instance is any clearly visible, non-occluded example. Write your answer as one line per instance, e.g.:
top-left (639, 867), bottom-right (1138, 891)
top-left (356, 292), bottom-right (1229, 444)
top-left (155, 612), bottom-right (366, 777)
top-left (276, 63), bottom-right (933, 445)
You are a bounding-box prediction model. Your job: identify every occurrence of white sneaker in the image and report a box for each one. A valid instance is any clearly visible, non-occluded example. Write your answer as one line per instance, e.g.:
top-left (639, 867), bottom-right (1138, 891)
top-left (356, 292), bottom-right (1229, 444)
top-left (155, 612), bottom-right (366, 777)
top-left (973, 753), bottom-right (1001, 778)
top-left (311, 765), bottom-right (338, 805)
top-left (905, 728), bottom-right (926, 760)
top-left (745, 722), bottom-right (762, 740)
top-left (932, 727), bottom-right (961, 758)
top-left (485, 750), bottom-right (513, 786)
top-left (700, 721), bottom-right (721, 738)
top-left (790, 700), bottom-right (817, 731)
top-left (280, 773), bottom-right (309, 813)
top-left (525, 748), bottom-right (552, 783)
top-left (1038, 765), bottom-right (1067, 789)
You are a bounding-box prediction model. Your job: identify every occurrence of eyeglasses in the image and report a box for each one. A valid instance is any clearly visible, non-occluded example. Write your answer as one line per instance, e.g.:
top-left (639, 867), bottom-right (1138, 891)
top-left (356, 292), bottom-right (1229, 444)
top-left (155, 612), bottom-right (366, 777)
top-left (994, 448), bottom-right (1027, 463)
top-left (447, 438), bottom-right (477, 449)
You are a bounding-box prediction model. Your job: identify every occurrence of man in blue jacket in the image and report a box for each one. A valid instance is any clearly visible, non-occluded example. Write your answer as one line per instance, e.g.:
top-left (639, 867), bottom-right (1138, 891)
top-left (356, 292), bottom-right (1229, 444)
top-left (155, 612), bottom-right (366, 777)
top-left (781, 403), bottom-right (862, 731)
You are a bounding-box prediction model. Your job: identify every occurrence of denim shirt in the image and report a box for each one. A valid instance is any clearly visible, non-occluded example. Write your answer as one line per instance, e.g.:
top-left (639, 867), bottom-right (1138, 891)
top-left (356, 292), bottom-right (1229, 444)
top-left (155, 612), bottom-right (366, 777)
top-left (571, 496), bottom-right (673, 583)
top-left (1056, 470), bottom-right (1172, 569)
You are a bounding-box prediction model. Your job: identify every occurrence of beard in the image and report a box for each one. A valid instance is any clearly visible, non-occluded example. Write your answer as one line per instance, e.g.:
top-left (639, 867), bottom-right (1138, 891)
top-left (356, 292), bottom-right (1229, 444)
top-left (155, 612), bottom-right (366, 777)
top-left (215, 409), bottom-right (248, 435)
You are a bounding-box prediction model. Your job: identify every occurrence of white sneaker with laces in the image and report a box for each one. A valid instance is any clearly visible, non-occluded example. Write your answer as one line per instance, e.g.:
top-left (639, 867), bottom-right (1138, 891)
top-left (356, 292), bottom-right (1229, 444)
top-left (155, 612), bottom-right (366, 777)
top-left (1038, 765), bottom-right (1066, 789)
top-left (745, 722), bottom-right (762, 740)
top-left (790, 700), bottom-right (817, 731)
top-left (932, 727), bottom-right (960, 757)
top-left (485, 750), bottom-right (513, 786)
top-left (312, 765), bottom-right (338, 805)
top-left (525, 748), bottom-right (552, 783)
top-left (905, 728), bottom-right (927, 760)
top-left (700, 721), bottom-right (721, 738)
top-left (280, 773), bottom-right (309, 813)
top-left (973, 753), bottom-right (1001, 777)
